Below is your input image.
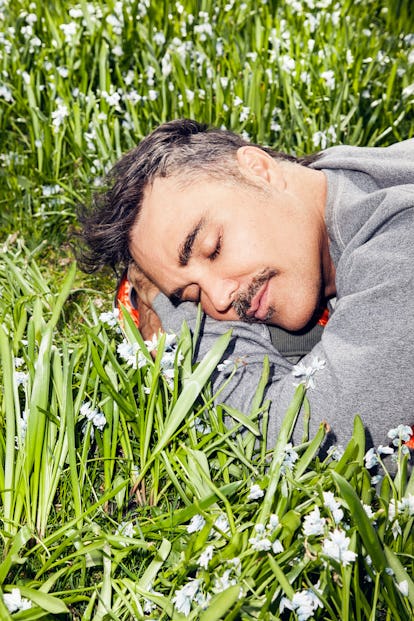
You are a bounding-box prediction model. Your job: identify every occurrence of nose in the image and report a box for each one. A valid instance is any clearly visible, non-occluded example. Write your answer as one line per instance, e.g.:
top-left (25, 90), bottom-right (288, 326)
top-left (201, 276), bottom-right (238, 313)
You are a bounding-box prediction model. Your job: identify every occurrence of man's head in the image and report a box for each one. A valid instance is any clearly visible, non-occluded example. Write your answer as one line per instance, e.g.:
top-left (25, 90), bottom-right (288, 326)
top-left (79, 118), bottom-right (303, 272)
top-left (80, 119), bottom-right (333, 330)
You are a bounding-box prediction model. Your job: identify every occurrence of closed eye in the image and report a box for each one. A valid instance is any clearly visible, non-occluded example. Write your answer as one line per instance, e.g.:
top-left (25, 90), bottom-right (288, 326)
top-left (208, 235), bottom-right (222, 261)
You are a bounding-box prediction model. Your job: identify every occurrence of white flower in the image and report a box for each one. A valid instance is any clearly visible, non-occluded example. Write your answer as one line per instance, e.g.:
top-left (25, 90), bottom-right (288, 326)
top-left (69, 7), bottom-right (83, 18)
top-left (378, 445), bottom-right (394, 455)
top-left (280, 586), bottom-right (323, 621)
top-left (16, 409), bottom-right (30, 447)
top-left (153, 31), bottom-right (166, 46)
top-left (14, 357), bottom-right (24, 368)
top-left (322, 491), bottom-right (344, 524)
top-left (272, 539), bottom-right (284, 554)
top-left (148, 89), bottom-right (158, 101)
top-left (282, 443), bottom-right (299, 471)
top-left (213, 569), bottom-right (237, 592)
top-left (303, 506), bottom-right (326, 536)
top-left (397, 580), bottom-right (409, 597)
top-left (197, 544), bottom-right (214, 568)
top-left (144, 332), bottom-right (160, 353)
top-left (15, 371), bottom-right (29, 386)
top-left (392, 519), bottom-right (402, 539)
top-left (249, 535), bottom-right (272, 551)
top-left (364, 447), bottom-right (379, 469)
top-left (327, 444), bottom-right (344, 461)
top-left (80, 402), bottom-right (106, 430)
top-left (116, 520), bottom-right (135, 539)
top-left (398, 494), bottom-right (414, 516)
top-left (403, 83), bottom-right (414, 98)
top-left (81, 402), bottom-right (106, 431)
top-left (117, 340), bottom-right (140, 368)
top-left (0, 84), bottom-right (13, 102)
top-left (292, 356), bottom-right (326, 389)
top-left (267, 514), bottom-right (279, 533)
top-left (60, 22), bottom-right (78, 43)
top-left (248, 484), bottom-right (264, 501)
top-left (321, 70), bottom-right (335, 89)
top-left (194, 589), bottom-right (211, 609)
top-left (213, 514), bottom-right (230, 536)
top-left (322, 529), bottom-right (357, 566)
top-left (172, 579), bottom-right (201, 616)
top-left (363, 503), bottom-right (375, 520)
top-left (387, 425), bottom-right (413, 446)
top-left (229, 557), bottom-right (242, 574)
top-left (239, 106), bottom-right (250, 122)
top-left (42, 184), bottom-right (61, 196)
top-left (51, 101), bottom-right (69, 132)
top-left (280, 54), bottom-right (296, 72)
top-left (187, 514), bottom-right (206, 533)
top-left (89, 411), bottom-right (106, 431)
top-left (312, 126), bottom-right (336, 150)
top-left (217, 358), bottom-right (235, 373)
top-left (102, 88), bottom-right (121, 108)
top-left (249, 523), bottom-right (272, 551)
top-left (193, 416), bottom-right (211, 434)
top-left (3, 588), bottom-right (32, 613)
top-left (99, 309), bottom-right (119, 327)
top-left (185, 88), bottom-right (195, 103)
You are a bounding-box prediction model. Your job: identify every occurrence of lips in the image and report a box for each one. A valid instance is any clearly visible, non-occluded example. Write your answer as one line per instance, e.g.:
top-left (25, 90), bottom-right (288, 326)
top-left (247, 280), bottom-right (269, 320)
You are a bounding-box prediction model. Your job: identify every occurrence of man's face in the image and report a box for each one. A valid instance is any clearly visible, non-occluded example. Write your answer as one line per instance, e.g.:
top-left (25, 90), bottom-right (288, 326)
top-left (130, 166), bottom-right (327, 331)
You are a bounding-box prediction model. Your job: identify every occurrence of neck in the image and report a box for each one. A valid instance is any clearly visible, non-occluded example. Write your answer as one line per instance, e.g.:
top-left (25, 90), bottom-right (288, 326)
top-left (282, 162), bottom-right (336, 297)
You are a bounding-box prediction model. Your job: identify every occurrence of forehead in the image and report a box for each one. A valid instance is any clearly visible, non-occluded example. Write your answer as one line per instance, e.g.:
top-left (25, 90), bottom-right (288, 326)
top-left (133, 175), bottom-right (243, 238)
top-left (129, 176), bottom-right (208, 266)
top-left (129, 173), bottom-right (261, 270)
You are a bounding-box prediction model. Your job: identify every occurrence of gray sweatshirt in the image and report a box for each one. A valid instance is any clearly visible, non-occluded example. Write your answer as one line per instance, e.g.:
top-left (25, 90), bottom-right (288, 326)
top-left (153, 139), bottom-right (414, 453)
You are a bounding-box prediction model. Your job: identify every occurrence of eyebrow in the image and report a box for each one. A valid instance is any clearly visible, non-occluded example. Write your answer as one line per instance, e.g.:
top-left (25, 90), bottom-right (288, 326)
top-left (178, 217), bottom-right (206, 267)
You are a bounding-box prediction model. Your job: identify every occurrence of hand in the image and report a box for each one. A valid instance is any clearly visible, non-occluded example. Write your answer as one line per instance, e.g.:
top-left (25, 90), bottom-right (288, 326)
top-left (127, 262), bottom-right (163, 341)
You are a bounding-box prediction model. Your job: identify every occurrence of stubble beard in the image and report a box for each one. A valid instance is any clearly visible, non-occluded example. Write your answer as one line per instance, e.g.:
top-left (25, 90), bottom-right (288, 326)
top-left (232, 268), bottom-right (277, 323)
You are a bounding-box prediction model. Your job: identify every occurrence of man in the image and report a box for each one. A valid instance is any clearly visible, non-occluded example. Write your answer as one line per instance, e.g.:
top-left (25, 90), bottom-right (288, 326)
top-left (80, 118), bottom-right (414, 455)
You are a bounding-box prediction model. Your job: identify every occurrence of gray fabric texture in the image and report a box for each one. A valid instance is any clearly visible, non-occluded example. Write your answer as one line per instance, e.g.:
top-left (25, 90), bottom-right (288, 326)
top-left (153, 139), bottom-right (414, 455)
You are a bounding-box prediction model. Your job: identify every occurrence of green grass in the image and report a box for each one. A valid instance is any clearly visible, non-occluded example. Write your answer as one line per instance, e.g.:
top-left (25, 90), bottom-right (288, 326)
top-left (1, 0), bottom-right (414, 618)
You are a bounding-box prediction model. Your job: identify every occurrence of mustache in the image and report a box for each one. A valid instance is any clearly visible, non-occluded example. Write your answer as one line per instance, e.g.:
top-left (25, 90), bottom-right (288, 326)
top-left (232, 268), bottom-right (276, 322)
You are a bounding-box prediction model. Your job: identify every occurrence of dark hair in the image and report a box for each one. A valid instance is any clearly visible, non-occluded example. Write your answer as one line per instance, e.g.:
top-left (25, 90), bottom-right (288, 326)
top-left (77, 118), bottom-right (319, 273)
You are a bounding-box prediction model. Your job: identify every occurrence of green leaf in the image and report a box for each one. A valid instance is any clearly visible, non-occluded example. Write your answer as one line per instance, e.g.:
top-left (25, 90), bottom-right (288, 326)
top-left (331, 471), bottom-right (387, 572)
top-left (199, 585), bottom-right (240, 621)
top-left (152, 330), bottom-right (232, 457)
top-left (258, 385), bottom-right (305, 524)
top-left (13, 585), bottom-right (69, 614)
top-left (384, 545), bottom-right (414, 608)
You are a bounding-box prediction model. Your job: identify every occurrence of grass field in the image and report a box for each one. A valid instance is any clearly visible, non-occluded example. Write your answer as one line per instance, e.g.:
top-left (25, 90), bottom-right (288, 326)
top-left (1, 0), bottom-right (414, 619)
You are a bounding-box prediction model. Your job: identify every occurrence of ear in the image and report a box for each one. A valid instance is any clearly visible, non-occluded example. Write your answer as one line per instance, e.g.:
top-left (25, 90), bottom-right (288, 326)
top-left (236, 146), bottom-right (286, 190)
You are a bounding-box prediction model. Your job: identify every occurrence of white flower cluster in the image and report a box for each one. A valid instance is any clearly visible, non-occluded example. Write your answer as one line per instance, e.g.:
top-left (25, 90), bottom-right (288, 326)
top-left (292, 356), bottom-right (326, 389)
top-left (80, 401), bottom-right (107, 436)
top-left (99, 308), bottom-right (120, 327)
top-left (171, 554), bottom-right (242, 616)
top-left (280, 583), bottom-right (323, 621)
top-left (281, 442), bottom-right (299, 472)
top-left (249, 515), bottom-right (283, 553)
top-left (302, 492), bottom-right (356, 568)
top-left (322, 529), bottom-right (357, 566)
top-left (116, 332), bottom-right (181, 385)
top-left (3, 588), bottom-right (32, 613)
top-left (364, 424), bottom-right (413, 481)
